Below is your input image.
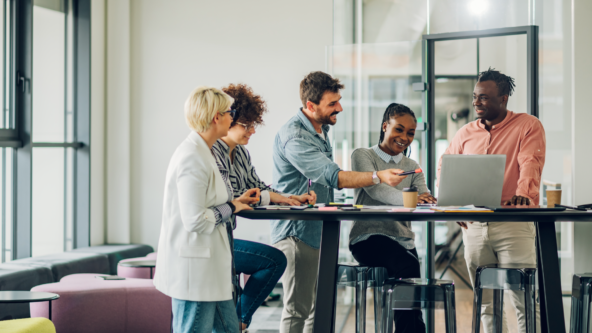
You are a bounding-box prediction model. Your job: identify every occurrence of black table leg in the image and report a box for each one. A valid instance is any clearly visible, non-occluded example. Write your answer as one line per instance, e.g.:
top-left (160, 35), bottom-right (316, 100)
top-left (536, 221), bottom-right (566, 333)
top-left (49, 300), bottom-right (52, 320)
top-left (150, 267), bottom-right (154, 279)
top-left (312, 220), bottom-right (341, 333)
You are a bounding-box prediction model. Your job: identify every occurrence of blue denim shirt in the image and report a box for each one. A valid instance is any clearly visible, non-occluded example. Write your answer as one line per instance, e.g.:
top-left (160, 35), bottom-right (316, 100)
top-left (270, 109), bottom-right (341, 249)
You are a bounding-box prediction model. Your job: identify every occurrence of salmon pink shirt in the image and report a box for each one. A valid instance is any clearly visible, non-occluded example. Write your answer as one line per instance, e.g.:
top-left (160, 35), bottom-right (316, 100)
top-left (437, 111), bottom-right (546, 205)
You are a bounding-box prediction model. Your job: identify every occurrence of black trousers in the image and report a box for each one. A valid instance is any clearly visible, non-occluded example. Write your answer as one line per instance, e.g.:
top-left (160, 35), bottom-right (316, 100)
top-left (350, 235), bottom-right (426, 333)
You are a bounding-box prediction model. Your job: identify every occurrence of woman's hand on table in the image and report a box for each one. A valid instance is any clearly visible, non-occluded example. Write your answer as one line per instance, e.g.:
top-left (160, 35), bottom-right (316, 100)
top-left (418, 193), bottom-right (437, 204)
top-left (237, 188), bottom-right (260, 205)
top-left (231, 200), bottom-right (253, 213)
top-left (291, 191), bottom-right (317, 205)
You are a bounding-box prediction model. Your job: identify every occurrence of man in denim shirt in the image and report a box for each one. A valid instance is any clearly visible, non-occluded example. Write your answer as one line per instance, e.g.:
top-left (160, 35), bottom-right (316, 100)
top-left (271, 71), bottom-right (406, 333)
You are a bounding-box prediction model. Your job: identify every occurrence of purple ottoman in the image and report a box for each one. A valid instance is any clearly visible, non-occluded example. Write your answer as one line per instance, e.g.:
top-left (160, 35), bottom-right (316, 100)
top-left (117, 253), bottom-right (157, 279)
top-left (30, 274), bottom-right (171, 333)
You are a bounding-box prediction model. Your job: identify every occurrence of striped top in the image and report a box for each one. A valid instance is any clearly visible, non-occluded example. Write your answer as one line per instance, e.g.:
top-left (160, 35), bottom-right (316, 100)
top-left (212, 139), bottom-right (285, 206)
top-left (211, 151), bottom-right (235, 227)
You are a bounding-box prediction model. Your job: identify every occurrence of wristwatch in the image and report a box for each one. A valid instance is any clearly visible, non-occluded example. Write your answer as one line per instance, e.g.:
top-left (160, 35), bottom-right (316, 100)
top-left (372, 171), bottom-right (381, 185)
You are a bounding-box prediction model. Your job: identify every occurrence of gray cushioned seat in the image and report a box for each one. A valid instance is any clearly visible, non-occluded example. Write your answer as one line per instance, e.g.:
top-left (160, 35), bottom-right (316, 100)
top-left (70, 244), bottom-right (154, 274)
top-left (0, 264), bottom-right (54, 320)
top-left (9, 252), bottom-right (110, 282)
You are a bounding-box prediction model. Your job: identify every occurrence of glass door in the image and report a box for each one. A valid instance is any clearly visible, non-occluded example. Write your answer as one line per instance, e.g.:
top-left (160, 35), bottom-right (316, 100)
top-left (327, 40), bottom-right (430, 331)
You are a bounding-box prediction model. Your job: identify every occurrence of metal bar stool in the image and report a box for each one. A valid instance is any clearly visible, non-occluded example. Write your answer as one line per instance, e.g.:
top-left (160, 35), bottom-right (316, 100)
top-left (337, 263), bottom-right (389, 333)
top-left (383, 278), bottom-right (456, 333)
top-left (570, 273), bottom-right (592, 333)
top-left (472, 263), bottom-right (537, 333)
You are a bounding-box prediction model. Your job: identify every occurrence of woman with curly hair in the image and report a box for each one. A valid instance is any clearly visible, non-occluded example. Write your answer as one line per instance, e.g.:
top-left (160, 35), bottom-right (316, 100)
top-left (211, 83), bottom-right (317, 332)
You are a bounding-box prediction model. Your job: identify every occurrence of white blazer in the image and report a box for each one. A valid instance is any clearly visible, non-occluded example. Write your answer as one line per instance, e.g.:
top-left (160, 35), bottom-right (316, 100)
top-left (153, 131), bottom-right (233, 301)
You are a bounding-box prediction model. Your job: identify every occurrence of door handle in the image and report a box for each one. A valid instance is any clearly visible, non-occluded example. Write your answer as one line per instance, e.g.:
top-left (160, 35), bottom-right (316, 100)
top-left (17, 71), bottom-right (29, 93)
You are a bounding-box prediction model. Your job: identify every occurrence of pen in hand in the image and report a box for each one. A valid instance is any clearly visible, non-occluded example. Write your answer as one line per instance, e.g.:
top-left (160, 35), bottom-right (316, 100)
top-left (398, 168), bottom-right (423, 176)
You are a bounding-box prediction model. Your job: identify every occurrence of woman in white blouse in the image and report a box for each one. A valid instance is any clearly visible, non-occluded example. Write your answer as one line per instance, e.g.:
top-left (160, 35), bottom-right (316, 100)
top-left (153, 86), bottom-right (258, 333)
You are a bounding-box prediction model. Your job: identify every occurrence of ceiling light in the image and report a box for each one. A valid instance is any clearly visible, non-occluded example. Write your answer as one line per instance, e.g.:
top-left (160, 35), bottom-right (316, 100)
top-left (468, 0), bottom-right (489, 16)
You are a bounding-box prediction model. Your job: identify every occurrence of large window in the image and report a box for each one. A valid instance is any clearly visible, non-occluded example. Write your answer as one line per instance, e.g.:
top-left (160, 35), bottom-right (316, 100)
top-left (0, 0), bottom-right (17, 263)
top-left (0, 0), bottom-right (90, 263)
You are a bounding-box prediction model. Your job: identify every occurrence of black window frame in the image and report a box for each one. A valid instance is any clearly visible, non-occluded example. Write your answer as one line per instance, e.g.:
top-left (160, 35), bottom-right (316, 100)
top-left (5, 0), bottom-right (91, 261)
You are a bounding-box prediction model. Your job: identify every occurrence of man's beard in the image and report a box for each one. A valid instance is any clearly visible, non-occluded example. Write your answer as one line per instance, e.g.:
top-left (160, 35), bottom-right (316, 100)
top-left (316, 111), bottom-right (339, 125)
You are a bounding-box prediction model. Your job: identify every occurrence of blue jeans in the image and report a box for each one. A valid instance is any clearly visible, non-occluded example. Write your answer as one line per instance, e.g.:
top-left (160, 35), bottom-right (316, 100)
top-left (172, 299), bottom-right (239, 333)
top-left (234, 239), bottom-right (287, 327)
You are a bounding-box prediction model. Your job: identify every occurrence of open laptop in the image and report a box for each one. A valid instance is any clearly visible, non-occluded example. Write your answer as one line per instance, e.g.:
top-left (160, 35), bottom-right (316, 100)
top-left (437, 155), bottom-right (506, 208)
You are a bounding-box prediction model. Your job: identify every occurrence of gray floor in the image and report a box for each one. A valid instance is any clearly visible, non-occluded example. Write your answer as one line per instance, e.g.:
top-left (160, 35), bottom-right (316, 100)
top-left (247, 287), bottom-right (283, 333)
top-left (247, 254), bottom-right (574, 333)
top-left (247, 285), bottom-right (353, 333)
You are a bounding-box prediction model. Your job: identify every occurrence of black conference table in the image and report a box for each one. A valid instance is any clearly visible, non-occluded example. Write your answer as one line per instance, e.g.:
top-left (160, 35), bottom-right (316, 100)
top-left (238, 208), bottom-right (592, 333)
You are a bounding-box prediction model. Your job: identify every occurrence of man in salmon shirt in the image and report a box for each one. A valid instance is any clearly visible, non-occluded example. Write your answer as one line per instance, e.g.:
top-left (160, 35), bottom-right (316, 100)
top-left (437, 68), bottom-right (545, 333)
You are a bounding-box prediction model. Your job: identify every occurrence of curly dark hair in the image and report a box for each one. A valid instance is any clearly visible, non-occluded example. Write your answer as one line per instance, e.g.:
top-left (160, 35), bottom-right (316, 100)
top-left (300, 71), bottom-right (344, 107)
top-left (222, 83), bottom-right (268, 128)
top-left (477, 67), bottom-right (516, 97)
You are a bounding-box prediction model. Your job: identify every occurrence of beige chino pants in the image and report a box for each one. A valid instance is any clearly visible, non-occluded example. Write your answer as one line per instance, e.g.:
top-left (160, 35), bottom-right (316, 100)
top-left (463, 222), bottom-right (541, 333)
top-left (274, 236), bottom-right (320, 333)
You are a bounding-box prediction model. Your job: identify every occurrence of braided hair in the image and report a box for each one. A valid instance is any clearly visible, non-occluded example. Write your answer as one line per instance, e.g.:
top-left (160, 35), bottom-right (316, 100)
top-left (378, 103), bottom-right (417, 157)
top-left (477, 67), bottom-right (516, 97)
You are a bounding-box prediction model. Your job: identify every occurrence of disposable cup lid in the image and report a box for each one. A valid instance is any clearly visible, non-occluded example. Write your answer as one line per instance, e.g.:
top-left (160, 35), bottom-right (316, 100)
top-left (403, 187), bottom-right (418, 192)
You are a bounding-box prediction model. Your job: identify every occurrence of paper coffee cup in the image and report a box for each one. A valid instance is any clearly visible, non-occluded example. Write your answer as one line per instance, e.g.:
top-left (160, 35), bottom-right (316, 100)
top-left (546, 189), bottom-right (562, 208)
top-left (403, 187), bottom-right (418, 208)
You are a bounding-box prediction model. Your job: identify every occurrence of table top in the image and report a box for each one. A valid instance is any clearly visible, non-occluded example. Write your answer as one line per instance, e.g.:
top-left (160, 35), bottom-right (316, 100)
top-left (118, 260), bottom-right (156, 268)
top-left (0, 291), bottom-right (59, 303)
top-left (238, 208), bottom-right (592, 222)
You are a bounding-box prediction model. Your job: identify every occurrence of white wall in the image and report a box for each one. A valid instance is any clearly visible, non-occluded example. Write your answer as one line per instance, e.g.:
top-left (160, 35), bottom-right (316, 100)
top-left (91, 0), bottom-right (106, 246)
top-left (571, 0), bottom-right (592, 206)
top-left (106, 0), bottom-right (132, 244)
top-left (572, 0), bottom-right (592, 276)
top-left (105, 0), bottom-right (333, 249)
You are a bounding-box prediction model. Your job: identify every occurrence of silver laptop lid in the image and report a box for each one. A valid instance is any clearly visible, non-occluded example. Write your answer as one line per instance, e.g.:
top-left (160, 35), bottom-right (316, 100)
top-left (438, 155), bottom-right (506, 207)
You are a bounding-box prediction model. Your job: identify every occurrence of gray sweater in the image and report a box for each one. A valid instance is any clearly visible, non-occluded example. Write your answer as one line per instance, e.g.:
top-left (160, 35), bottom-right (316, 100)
top-left (349, 146), bottom-right (430, 245)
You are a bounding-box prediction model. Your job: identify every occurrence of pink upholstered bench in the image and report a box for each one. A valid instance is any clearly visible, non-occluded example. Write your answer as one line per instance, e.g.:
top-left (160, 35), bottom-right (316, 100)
top-left (30, 273), bottom-right (171, 333)
top-left (117, 253), bottom-right (252, 285)
top-left (117, 253), bottom-right (157, 279)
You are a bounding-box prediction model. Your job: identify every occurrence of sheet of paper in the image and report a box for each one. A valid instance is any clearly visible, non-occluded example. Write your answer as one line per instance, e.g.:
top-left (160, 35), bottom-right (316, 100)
top-left (413, 209), bottom-right (435, 213)
top-left (431, 205), bottom-right (493, 212)
top-left (390, 208), bottom-right (414, 212)
top-left (361, 205), bottom-right (405, 210)
top-left (257, 205), bottom-right (292, 210)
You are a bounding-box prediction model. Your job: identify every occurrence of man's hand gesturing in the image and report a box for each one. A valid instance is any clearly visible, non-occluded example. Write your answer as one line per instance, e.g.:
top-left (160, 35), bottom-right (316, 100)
top-left (377, 169), bottom-right (407, 187)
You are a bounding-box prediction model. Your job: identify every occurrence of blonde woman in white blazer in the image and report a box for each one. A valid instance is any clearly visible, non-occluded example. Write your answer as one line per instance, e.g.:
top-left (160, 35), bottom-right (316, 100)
top-left (154, 86), bottom-right (260, 333)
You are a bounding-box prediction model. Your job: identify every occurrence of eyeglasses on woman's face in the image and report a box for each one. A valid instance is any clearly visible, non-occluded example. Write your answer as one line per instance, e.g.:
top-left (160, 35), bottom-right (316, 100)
top-left (236, 122), bottom-right (259, 132)
top-left (223, 109), bottom-right (236, 119)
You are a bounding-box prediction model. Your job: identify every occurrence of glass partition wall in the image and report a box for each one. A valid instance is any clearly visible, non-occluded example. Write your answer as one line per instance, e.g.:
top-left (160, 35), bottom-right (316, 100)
top-left (327, 41), bottom-right (432, 331)
top-left (330, 0), bottom-right (575, 329)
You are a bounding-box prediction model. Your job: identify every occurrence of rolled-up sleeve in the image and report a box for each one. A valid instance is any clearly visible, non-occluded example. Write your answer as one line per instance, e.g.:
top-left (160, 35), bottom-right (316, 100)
top-left (176, 165), bottom-right (217, 235)
top-left (212, 203), bottom-right (233, 226)
top-left (516, 119), bottom-right (546, 201)
top-left (283, 137), bottom-right (341, 188)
